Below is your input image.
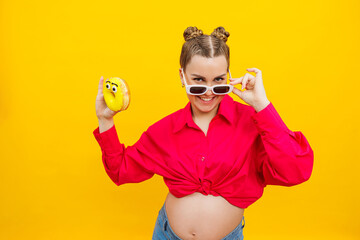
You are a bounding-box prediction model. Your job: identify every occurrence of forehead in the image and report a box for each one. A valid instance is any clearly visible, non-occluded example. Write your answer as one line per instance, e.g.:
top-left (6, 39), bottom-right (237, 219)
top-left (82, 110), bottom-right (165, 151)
top-left (186, 55), bottom-right (228, 74)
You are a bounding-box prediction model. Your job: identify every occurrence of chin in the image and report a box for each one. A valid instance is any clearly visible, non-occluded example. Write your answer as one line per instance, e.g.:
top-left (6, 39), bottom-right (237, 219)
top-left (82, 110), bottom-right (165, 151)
top-left (192, 95), bottom-right (224, 113)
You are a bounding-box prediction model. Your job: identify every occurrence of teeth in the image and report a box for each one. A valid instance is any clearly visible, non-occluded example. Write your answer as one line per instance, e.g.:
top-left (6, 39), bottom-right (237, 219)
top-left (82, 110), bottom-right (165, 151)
top-left (199, 97), bottom-right (214, 102)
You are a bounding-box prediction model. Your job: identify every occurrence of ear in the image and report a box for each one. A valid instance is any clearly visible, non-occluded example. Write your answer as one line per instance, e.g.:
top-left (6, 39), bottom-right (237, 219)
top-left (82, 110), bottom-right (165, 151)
top-left (179, 68), bottom-right (184, 85)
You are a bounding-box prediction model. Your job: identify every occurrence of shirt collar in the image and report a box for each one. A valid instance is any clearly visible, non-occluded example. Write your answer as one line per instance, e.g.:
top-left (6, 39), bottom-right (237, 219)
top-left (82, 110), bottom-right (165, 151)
top-left (173, 94), bottom-right (235, 134)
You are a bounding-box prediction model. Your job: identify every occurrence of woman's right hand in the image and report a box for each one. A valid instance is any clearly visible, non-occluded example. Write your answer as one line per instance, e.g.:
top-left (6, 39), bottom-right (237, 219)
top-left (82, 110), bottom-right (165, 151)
top-left (95, 76), bottom-right (121, 120)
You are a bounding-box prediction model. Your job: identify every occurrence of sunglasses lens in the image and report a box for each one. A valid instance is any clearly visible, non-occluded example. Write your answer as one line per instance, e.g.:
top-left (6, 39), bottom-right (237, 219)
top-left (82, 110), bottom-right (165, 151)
top-left (213, 86), bottom-right (231, 94)
top-left (189, 86), bottom-right (207, 94)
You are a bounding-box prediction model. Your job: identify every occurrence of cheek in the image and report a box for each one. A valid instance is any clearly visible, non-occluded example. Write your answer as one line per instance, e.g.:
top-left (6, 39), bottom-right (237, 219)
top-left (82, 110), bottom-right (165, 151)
top-left (187, 94), bottom-right (196, 102)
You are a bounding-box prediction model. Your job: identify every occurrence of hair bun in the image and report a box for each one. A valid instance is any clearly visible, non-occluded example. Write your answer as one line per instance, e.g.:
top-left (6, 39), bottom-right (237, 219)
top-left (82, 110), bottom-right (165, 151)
top-left (183, 26), bottom-right (203, 41)
top-left (211, 26), bottom-right (230, 42)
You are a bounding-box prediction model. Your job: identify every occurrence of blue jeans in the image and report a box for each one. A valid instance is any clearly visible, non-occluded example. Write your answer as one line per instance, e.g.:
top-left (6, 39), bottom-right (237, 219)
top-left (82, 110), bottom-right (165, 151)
top-left (152, 202), bottom-right (245, 240)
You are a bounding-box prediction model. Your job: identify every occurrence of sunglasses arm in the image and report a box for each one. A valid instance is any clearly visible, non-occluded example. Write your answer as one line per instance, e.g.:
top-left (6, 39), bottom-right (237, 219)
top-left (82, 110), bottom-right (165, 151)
top-left (181, 68), bottom-right (189, 87)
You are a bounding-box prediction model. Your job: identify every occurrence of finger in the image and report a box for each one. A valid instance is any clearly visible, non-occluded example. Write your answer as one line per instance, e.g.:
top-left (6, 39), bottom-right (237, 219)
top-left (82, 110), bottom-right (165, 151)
top-left (247, 77), bottom-right (256, 89)
top-left (232, 86), bottom-right (243, 98)
top-left (246, 73), bottom-right (256, 89)
top-left (229, 77), bottom-right (244, 85)
top-left (247, 68), bottom-right (262, 79)
top-left (242, 73), bottom-right (250, 90)
top-left (98, 76), bottom-right (104, 93)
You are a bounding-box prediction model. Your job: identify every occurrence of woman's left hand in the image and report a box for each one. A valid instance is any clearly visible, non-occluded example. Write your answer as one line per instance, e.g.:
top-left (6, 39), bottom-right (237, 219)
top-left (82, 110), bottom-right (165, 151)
top-left (229, 68), bottom-right (270, 112)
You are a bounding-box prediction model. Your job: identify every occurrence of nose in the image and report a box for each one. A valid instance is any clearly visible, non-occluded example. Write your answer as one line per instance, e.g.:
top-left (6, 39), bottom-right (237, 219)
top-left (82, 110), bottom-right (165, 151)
top-left (204, 89), bottom-right (214, 96)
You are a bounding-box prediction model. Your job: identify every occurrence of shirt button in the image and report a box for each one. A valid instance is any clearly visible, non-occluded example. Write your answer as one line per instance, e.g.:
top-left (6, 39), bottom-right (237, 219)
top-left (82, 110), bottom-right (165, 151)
top-left (201, 156), bottom-right (205, 161)
top-left (253, 119), bottom-right (258, 124)
top-left (261, 132), bottom-right (266, 136)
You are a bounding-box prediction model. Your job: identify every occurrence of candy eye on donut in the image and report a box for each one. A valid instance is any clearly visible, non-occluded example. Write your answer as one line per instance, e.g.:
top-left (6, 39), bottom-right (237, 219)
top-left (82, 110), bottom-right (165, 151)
top-left (106, 83), bottom-right (111, 89)
top-left (112, 86), bottom-right (117, 93)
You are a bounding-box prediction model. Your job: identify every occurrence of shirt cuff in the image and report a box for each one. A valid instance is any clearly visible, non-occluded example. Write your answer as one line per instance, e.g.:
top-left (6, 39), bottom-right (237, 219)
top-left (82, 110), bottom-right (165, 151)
top-left (93, 124), bottom-right (123, 153)
top-left (250, 102), bottom-right (290, 137)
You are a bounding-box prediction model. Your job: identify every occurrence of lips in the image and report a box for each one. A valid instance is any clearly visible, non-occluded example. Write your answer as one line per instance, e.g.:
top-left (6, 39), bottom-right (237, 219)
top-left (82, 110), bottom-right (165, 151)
top-left (197, 96), bottom-right (216, 103)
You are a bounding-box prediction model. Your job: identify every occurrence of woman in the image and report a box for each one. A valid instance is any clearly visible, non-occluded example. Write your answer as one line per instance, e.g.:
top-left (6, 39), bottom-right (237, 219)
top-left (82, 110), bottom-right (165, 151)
top-left (93, 26), bottom-right (314, 240)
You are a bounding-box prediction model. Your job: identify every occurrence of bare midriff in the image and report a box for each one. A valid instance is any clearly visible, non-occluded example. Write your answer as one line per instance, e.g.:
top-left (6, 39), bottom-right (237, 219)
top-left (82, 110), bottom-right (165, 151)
top-left (164, 191), bottom-right (245, 240)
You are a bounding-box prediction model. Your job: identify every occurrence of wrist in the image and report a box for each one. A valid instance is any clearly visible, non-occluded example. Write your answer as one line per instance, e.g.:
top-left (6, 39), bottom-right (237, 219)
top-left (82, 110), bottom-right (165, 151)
top-left (253, 98), bottom-right (270, 112)
top-left (98, 118), bottom-right (114, 133)
top-left (98, 117), bottom-right (114, 123)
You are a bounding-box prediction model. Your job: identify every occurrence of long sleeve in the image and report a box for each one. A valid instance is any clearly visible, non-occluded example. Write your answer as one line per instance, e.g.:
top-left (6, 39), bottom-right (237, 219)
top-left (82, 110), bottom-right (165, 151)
top-left (93, 124), bottom-right (158, 186)
top-left (251, 102), bottom-right (314, 187)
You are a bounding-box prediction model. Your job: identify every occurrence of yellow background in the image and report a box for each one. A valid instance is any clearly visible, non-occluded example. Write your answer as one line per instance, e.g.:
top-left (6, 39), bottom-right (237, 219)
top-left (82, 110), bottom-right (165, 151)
top-left (1, 0), bottom-right (359, 239)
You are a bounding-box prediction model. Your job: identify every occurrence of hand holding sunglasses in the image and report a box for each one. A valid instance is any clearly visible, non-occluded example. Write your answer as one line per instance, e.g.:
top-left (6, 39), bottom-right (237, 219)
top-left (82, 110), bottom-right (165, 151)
top-left (229, 67), bottom-right (270, 112)
top-left (181, 68), bottom-right (234, 95)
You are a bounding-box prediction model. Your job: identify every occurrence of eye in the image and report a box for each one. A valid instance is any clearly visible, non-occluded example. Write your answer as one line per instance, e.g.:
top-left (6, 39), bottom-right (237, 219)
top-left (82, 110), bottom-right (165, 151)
top-left (193, 78), bottom-right (203, 82)
top-left (112, 85), bottom-right (118, 93)
top-left (215, 78), bottom-right (224, 82)
top-left (106, 83), bottom-right (111, 89)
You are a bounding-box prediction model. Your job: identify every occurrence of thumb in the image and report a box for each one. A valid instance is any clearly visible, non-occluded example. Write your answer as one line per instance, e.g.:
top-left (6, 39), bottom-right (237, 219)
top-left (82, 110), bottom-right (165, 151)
top-left (232, 87), bottom-right (243, 99)
top-left (98, 76), bottom-right (104, 94)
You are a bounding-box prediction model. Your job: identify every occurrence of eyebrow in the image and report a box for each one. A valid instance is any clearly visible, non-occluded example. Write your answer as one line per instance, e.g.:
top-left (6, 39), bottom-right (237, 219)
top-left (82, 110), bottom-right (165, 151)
top-left (190, 73), bottom-right (227, 79)
top-left (106, 80), bottom-right (118, 87)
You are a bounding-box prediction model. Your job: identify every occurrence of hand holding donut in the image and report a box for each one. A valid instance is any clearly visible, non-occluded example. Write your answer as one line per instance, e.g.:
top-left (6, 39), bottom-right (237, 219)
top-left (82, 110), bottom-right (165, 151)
top-left (229, 68), bottom-right (270, 112)
top-left (95, 76), bottom-right (130, 120)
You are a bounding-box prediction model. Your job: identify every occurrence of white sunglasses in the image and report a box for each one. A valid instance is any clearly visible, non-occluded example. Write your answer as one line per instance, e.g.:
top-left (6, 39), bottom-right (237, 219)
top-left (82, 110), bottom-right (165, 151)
top-left (181, 68), bottom-right (234, 95)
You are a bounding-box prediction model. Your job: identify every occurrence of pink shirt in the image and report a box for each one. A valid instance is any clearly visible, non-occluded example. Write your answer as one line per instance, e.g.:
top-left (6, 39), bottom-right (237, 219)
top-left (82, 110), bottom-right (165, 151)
top-left (93, 95), bottom-right (314, 209)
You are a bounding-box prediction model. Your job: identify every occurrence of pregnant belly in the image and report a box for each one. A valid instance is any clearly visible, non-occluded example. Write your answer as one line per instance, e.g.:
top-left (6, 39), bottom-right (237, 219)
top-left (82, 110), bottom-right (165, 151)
top-left (164, 192), bottom-right (245, 240)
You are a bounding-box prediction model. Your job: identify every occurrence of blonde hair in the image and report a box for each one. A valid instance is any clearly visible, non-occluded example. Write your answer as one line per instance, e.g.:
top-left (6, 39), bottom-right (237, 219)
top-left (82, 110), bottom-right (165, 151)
top-left (180, 26), bottom-right (230, 72)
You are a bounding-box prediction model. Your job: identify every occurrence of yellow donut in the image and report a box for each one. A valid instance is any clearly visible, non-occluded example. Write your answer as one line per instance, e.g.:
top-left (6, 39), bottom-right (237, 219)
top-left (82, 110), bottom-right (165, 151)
top-left (103, 77), bottom-right (130, 112)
